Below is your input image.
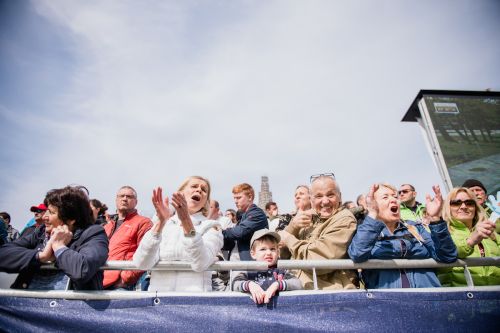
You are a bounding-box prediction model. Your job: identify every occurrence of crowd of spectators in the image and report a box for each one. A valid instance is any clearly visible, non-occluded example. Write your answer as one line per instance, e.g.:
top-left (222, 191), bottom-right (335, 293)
top-left (0, 176), bottom-right (498, 301)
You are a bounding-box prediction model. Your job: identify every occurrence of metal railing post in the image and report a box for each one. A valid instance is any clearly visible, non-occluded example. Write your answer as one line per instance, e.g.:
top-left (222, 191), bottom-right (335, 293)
top-left (463, 265), bottom-right (475, 288)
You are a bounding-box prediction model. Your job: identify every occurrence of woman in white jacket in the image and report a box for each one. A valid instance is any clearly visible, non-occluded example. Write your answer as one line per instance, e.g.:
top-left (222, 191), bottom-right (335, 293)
top-left (133, 176), bottom-right (223, 292)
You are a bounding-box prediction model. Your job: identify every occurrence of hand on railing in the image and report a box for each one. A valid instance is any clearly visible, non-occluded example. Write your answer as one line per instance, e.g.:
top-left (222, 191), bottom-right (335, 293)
top-left (248, 281), bottom-right (279, 304)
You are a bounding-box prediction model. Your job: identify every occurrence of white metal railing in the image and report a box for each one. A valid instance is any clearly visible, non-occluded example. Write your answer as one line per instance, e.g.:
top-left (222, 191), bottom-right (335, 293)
top-left (39, 257), bottom-right (500, 289)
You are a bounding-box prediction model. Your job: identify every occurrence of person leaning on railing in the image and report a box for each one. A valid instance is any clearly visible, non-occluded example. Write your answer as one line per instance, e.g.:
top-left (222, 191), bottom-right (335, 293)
top-left (132, 176), bottom-right (223, 292)
top-left (348, 184), bottom-right (457, 289)
top-left (0, 186), bottom-right (109, 290)
top-left (438, 187), bottom-right (500, 286)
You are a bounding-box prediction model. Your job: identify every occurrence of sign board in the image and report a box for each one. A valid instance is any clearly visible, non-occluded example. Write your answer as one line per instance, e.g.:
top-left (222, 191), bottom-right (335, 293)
top-left (403, 90), bottom-right (500, 194)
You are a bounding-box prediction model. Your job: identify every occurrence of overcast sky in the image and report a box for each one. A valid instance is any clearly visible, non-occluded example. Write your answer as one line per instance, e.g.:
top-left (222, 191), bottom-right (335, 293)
top-left (1, 0), bottom-right (499, 231)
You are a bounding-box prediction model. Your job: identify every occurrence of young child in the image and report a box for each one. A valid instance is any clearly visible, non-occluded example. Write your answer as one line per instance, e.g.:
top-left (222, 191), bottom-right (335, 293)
top-left (232, 229), bottom-right (302, 304)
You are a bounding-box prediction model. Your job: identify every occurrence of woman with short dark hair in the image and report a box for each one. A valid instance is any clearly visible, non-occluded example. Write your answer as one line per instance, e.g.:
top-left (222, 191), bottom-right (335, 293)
top-left (0, 186), bottom-right (109, 290)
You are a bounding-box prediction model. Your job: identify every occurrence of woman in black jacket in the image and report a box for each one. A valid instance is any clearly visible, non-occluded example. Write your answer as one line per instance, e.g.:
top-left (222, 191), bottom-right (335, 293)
top-left (0, 186), bottom-right (109, 290)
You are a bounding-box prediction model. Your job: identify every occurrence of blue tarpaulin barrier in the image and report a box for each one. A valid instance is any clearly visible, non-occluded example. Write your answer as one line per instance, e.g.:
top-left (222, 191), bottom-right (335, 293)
top-left (1, 290), bottom-right (499, 332)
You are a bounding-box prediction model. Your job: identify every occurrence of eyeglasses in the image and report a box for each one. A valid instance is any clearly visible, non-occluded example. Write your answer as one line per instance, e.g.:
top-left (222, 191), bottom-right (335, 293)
top-left (450, 199), bottom-right (475, 208)
top-left (33, 209), bottom-right (45, 214)
top-left (310, 173), bottom-right (335, 183)
top-left (398, 189), bottom-right (412, 195)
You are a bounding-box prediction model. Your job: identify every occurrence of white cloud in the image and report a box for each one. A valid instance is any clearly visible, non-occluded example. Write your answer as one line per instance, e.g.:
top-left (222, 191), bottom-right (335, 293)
top-left (1, 0), bottom-right (499, 229)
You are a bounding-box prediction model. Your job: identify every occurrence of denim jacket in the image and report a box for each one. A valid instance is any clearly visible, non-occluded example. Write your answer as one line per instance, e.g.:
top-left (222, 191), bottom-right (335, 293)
top-left (348, 216), bottom-right (457, 289)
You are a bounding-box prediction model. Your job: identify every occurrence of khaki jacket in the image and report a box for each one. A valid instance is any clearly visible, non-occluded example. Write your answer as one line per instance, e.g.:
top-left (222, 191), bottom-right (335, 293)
top-left (284, 207), bottom-right (357, 290)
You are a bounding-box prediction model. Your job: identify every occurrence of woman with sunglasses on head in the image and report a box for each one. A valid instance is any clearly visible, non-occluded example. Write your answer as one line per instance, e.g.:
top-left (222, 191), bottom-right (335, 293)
top-left (0, 186), bottom-right (109, 290)
top-left (438, 187), bottom-right (499, 286)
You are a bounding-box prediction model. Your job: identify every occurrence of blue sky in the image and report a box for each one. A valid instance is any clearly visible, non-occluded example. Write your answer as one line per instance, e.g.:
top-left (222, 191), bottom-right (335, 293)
top-left (1, 0), bottom-right (499, 230)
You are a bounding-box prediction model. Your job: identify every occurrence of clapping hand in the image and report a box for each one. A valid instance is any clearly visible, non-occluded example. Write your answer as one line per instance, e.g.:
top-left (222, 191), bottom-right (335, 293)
top-left (50, 225), bottom-right (73, 252)
top-left (171, 192), bottom-right (194, 235)
top-left (469, 219), bottom-right (496, 246)
top-left (366, 184), bottom-right (379, 219)
top-left (425, 185), bottom-right (443, 220)
top-left (152, 187), bottom-right (171, 225)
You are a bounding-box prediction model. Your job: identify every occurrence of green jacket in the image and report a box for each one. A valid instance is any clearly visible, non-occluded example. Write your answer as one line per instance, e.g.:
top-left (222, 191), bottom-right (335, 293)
top-left (400, 202), bottom-right (425, 222)
top-left (437, 218), bottom-right (500, 287)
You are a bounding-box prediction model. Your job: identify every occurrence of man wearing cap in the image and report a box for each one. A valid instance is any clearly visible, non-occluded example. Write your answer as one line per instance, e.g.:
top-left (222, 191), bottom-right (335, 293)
top-left (278, 174), bottom-right (357, 290)
top-left (462, 179), bottom-right (490, 212)
top-left (398, 184), bottom-right (426, 222)
top-left (103, 186), bottom-right (152, 290)
top-left (461, 179), bottom-right (498, 232)
top-left (20, 203), bottom-right (48, 238)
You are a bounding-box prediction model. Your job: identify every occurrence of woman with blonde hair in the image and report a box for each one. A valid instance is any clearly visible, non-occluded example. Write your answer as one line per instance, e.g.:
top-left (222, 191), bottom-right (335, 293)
top-left (348, 183), bottom-right (457, 288)
top-left (438, 187), bottom-right (499, 286)
top-left (133, 176), bottom-right (223, 292)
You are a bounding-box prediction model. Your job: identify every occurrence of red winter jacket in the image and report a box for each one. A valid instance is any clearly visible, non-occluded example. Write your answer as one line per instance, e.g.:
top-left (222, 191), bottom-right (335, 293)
top-left (103, 211), bottom-right (152, 288)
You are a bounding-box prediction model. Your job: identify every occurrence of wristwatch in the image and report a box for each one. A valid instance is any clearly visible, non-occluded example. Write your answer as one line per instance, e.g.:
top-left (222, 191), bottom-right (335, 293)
top-left (184, 228), bottom-right (196, 237)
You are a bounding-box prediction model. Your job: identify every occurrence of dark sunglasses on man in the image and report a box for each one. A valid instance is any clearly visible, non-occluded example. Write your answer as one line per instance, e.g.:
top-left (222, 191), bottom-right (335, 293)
top-left (398, 189), bottom-right (412, 195)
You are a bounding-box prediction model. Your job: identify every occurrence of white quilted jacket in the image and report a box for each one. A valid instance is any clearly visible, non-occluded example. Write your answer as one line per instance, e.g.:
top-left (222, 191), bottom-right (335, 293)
top-left (133, 212), bottom-right (223, 292)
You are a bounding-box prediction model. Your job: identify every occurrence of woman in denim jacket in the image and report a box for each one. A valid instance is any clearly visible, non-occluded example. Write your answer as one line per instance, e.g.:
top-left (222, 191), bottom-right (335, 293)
top-left (348, 184), bottom-right (457, 289)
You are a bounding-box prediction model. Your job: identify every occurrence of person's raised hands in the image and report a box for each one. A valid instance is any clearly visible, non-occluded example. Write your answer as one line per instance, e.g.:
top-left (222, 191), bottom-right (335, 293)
top-left (50, 224), bottom-right (73, 251)
top-left (171, 192), bottom-right (194, 235)
top-left (468, 219), bottom-right (496, 246)
top-left (152, 187), bottom-right (171, 224)
top-left (425, 185), bottom-right (443, 220)
top-left (366, 184), bottom-right (379, 219)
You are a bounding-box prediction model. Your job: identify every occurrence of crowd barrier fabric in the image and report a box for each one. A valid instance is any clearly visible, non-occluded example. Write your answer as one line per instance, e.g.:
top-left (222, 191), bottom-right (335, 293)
top-left (1, 289), bottom-right (499, 332)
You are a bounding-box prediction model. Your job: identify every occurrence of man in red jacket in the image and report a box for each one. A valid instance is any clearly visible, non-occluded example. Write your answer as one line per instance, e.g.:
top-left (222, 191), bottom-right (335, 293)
top-left (103, 186), bottom-right (152, 290)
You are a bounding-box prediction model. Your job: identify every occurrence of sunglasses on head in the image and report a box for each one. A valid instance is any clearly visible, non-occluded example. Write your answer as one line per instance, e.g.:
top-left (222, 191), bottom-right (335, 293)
top-left (310, 173), bottom-right (335, 183)
top-left (450, 199), bottom-right (475, 207)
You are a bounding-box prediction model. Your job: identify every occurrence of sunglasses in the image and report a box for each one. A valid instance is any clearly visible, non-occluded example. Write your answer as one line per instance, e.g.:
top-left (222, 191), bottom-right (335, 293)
top-left (398, 189), bottom-right (412, 195)
top-left (33, 209), bottom-right (46, 214)
top-left (450, 199), bottom-right (475, 207)
top-left (310, 173), bottom-right (335, 183)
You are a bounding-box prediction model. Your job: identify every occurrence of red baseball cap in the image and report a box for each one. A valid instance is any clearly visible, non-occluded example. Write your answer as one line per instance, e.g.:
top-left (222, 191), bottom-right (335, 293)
top-left (30, 203), bottom-right (48, 212)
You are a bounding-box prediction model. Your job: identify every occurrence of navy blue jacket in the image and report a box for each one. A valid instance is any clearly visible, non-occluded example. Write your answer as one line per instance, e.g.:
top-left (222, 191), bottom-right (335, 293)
top-left (0, 224), bottom-right (109, 290)
top-left (222, 204), bottom-right (268, 261)
top-left (348, 216), bottom-right (457, 289)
